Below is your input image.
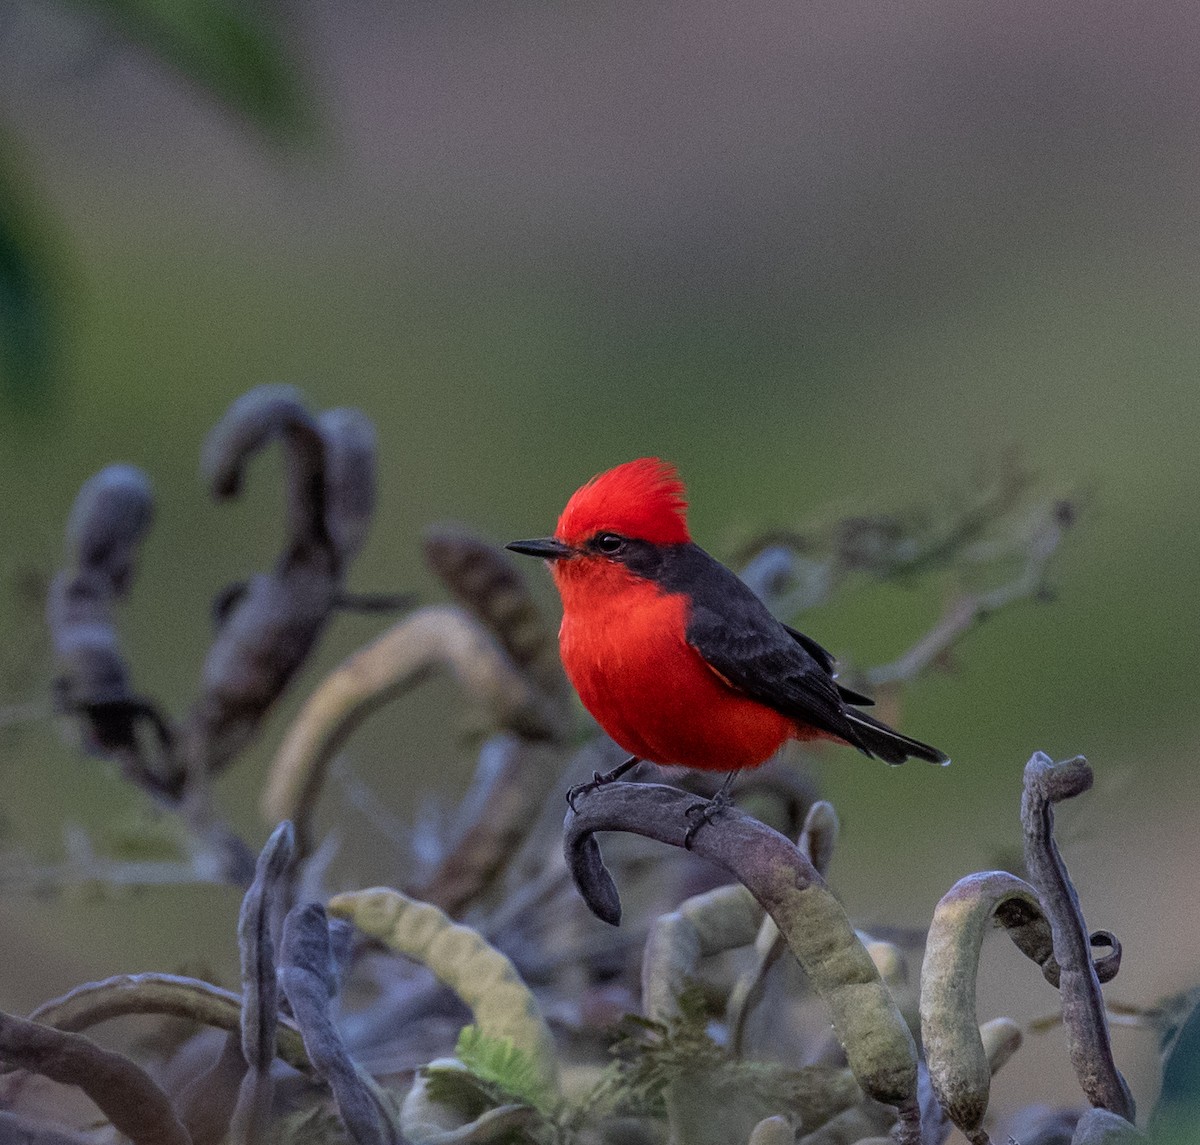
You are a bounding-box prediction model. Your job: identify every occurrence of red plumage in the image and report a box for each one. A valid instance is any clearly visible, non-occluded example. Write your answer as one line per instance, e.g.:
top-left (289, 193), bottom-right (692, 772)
top-left (508, 458), bottom-right (947, 773)
top-left (556, 457), bottom-right (690, 547)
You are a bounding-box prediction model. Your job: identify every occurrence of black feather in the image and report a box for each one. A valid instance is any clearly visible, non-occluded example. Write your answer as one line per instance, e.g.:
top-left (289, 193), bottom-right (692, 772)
top-left (631, 542), bottom-right (945, 766)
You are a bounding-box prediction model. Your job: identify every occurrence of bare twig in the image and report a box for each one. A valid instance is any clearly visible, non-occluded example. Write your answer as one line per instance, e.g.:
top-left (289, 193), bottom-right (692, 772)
top-left (735, 455), bottom-right (1037, 617)
top-left (867, 500), bottom-right (1071, 687)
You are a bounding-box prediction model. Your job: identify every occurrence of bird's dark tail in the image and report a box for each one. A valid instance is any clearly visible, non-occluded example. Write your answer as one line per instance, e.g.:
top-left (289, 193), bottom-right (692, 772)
top-left (844, 710), bottom-right (949, 766)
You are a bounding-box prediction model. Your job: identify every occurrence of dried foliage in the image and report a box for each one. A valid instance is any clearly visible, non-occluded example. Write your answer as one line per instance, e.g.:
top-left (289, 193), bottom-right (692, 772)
top-left (5, 392), bottom-right (1182, 1144)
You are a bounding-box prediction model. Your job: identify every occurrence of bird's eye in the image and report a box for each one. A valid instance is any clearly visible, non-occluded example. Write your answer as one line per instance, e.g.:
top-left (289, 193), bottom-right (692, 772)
top-left (594, 532), bottom-right (625, 555)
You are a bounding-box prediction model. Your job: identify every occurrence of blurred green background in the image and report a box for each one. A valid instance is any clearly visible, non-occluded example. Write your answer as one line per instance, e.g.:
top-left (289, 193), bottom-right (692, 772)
top-left (1, 0), bottom-right (1197, 1124)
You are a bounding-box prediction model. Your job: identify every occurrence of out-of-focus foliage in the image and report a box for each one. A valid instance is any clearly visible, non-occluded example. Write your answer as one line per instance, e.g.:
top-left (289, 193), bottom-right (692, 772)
top-left (0, 0), bottom-right (311, 402)
top-left (76, 0), bottom-right (311, 141)
top-left (0, 133), bottom-right (63, 408)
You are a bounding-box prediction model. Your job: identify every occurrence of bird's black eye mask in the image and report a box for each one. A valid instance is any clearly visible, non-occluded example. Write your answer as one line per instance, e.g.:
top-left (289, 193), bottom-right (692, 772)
top-left (583, 533), bottom-right (688, 581)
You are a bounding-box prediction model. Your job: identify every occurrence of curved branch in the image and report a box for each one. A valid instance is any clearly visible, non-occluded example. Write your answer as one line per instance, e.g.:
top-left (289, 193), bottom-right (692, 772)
top-left (564, 781), bottom-right (920, 1142)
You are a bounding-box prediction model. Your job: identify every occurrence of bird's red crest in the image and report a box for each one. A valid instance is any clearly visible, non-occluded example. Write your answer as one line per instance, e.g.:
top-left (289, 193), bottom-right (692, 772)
top-left (557, 458), bottom-right (690, 546)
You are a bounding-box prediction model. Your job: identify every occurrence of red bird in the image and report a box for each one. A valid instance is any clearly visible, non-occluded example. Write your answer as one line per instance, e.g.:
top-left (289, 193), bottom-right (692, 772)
top-left (508, 458), bottom-right (947, 812)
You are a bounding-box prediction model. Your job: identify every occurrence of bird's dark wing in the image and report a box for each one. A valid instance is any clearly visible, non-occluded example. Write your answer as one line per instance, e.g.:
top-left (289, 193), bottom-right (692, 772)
top-left (665, 547), bottom-right (863, 747)
top-left (782, 623), bottom-right (874, 706)
top-left (655, 544), bottom-right (947, 765)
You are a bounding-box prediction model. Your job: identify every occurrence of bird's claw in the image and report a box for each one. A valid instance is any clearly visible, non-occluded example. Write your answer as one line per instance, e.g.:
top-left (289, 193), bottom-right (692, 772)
top-left (682, 790), bottom-right (733, 849)
top-left (566, 771), bottom-right (607, 812)
top-left (566, 756), bottom-right (642, 812)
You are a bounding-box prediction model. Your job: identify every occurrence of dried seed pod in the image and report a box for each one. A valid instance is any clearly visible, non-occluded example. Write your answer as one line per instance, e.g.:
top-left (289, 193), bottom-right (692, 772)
top-left (565, 781), bottom-right (920, 1144)
top-left (979, 1017), bottom-right (1023, 1077)
top-left (328, 886), bottom-right (560, 1110)
top-left (747, 1116), bottom-right (794, 1145)
top-left (65, 464), bottom-right (155, 594)
top-left (186, 386), bottom-right (382, 777)
top-left (48, 466), bottom-right (183, 800)
top-left (319, 407), bottom-right (377, 562)
top-left (24, 972), bottom-right (309, 1072)
top-left (423, 523), bottom-right (567, 702)
top-left (798, 800), bottom-right (838, 878)
top-left (230, 822), bottom-right (297, 1145)
top-left (920, 870), bottom-right (1067, 1144)
top-left (201, 384), bottom-right (326, 541)
top-left (641, 882), bottom-right (762, 1025)
top-left (1070, 1108), bottom-right (1143, 1144)
top-left (0, 1009), bottom-right (190, 1145)
top-left (279, 903), bottom-right (399, 1145)
top-left (728, 799), bottom-right (837, 1057)
top-left (1021, 753), bottom-right (1134, 1123)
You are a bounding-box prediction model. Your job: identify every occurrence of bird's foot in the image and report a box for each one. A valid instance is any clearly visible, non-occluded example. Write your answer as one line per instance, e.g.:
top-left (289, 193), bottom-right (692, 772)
top-left (682, 789), bottom-right (733, 849)
top-left (566, 755), bottom-right (641, 811)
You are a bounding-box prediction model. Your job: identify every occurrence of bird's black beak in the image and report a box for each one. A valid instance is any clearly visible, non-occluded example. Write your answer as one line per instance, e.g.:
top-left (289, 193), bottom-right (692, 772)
top-left (506, 537), bottom-right (574, 561)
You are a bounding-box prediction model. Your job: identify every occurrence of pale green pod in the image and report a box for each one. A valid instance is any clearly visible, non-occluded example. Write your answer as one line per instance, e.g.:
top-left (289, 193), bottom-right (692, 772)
top-left (747, 1115), bottom-right (794, 1145)
top-left (865, 940), bottom-right (906, 994)
top-left (920, 870), bottom-right (1054, 1144)
top-left (263, 605), bottom-right (569, 851)
top-left (642, 882), bottom-right (763, 1024)
top-left (328, 887), bottom-right (559, 1106)
top-left (979, 1017), bottom-right (1022, 1076)
top-left (727, 801), bottom-right (839, 1055)
top-left (798, 801), bottom-right (838, 878)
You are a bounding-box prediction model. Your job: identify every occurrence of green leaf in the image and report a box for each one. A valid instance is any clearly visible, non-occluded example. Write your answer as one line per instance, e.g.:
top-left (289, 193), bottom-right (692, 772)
top-left (454, 1025), bottom-right (555, 1115)
top-left (76, 0), bottom-right (314, 142)
top-left (1152, 988), bottom-right (1200, 1137)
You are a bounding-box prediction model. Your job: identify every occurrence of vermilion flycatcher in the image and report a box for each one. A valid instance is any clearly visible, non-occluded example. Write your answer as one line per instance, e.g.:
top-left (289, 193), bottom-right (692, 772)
top-left (508, 458), bottom-right (947, 809)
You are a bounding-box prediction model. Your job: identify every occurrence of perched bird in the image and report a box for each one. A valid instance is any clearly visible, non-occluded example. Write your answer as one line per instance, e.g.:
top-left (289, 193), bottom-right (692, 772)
top-left (508, 458), bottom-right (947, 820)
